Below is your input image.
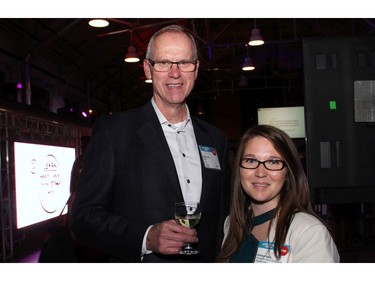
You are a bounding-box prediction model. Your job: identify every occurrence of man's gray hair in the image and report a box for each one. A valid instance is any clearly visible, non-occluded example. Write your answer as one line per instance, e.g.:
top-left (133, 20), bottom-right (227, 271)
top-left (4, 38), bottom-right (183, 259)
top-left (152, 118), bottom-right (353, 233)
top-left (145, 24), bottom-right (198, 61)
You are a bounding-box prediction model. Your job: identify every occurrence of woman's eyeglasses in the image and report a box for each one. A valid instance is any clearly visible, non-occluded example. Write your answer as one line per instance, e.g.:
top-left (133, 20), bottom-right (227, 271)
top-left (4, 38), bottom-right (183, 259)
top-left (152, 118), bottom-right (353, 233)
top-left (240, 158), bottom-right (286, 171)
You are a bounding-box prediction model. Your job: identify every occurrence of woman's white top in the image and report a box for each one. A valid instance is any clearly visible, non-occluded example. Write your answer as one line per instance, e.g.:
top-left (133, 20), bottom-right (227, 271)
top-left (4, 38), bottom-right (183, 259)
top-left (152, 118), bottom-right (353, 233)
top-left (223, 212), bottom-right (340, 263)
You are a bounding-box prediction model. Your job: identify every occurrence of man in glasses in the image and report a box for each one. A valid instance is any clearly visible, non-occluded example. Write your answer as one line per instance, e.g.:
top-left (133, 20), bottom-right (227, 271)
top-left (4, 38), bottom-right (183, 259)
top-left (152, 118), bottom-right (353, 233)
top-left (70, 24), bottom-right (230, 262)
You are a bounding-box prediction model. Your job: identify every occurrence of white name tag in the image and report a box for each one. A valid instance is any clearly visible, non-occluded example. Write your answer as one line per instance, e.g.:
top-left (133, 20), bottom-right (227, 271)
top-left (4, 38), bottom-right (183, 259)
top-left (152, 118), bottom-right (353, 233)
top-left (255, 241), bottom-right (290, 263)
top-left (199, 145), bottom-right (221, 170)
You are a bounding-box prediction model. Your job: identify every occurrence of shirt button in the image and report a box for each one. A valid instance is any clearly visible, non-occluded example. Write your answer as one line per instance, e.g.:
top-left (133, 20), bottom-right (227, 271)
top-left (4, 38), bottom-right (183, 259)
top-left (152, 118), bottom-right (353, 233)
top-left (187, 179), bottom-right (190, 183)
top-left (182, 153), bottom-right (186, 157)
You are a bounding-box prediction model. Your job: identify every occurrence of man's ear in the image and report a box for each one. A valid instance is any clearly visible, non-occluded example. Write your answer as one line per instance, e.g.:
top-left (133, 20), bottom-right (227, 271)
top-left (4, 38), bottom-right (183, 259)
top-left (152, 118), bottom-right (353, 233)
top-left (143, 59), bottom-right (152, 80)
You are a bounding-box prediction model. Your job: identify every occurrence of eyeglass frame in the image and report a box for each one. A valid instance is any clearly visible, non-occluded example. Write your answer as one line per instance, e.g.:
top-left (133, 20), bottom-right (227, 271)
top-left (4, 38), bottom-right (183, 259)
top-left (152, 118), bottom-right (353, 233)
top-left (239, 157), bottom-right (287, 171)
top-left (147, 59), bottom-right (198, 72)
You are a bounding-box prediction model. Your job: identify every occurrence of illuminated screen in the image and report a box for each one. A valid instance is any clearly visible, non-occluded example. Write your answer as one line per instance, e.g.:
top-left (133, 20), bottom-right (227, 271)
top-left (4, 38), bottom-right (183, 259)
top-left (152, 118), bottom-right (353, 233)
top-left (14, 142), bottom-right (76, 229)
top-left (257, 106), bottom-right (305, 138)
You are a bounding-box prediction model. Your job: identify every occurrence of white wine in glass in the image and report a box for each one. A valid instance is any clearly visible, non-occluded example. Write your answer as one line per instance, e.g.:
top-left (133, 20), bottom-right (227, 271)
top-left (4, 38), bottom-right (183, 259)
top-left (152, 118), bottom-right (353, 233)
top-left (174, 201), bottom-right (201, 255)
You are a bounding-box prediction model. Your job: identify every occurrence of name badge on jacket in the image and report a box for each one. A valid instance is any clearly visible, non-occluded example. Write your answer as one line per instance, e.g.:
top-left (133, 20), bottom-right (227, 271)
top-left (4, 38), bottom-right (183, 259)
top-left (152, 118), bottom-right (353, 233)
top-left (255, 241), bottom-right (290, 263)
top-left (199, 145), bottom-right (221, 170)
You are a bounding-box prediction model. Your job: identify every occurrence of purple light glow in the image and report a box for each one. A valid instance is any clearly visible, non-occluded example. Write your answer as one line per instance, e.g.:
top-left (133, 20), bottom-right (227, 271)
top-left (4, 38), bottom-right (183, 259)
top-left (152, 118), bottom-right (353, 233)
top-left (82, 112), bottom-right (88, 118)
top-left (16, 82), bottom-right (22, 89)
top-left (15, 249), bottom-right (41, 262)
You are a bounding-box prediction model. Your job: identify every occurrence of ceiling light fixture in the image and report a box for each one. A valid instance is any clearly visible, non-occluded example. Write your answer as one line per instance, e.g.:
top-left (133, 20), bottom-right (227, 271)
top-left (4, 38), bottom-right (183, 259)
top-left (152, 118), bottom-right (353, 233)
top-left (197, 105), bottom-right (205, 115)
top-left (125, 31), bottom-right (140, 63)
top-left (249, 19), bottom-right (264, 46)
top-left (242, 44), bottom-right (255, 71)
top-left (88, 19), bottom-right (109, 28)
top-left (242, 57), bottom-right (255, 71)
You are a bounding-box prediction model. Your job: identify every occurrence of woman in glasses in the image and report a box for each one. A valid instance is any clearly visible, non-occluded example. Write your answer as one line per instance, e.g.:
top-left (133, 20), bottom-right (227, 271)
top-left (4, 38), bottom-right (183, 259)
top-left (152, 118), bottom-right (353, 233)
top-left (217, 125), bottom-right (339, 262)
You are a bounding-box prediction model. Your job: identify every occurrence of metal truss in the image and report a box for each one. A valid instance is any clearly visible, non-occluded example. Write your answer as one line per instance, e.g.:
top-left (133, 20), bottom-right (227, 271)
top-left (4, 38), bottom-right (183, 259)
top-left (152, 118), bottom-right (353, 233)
top-left (0, 107), bottom-right (87, 262)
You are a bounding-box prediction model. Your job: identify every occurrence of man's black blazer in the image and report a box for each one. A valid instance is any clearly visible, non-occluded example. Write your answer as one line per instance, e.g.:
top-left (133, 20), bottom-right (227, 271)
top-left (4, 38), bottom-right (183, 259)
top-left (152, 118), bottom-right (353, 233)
top-left (70, 100), bottom-right (230, 262)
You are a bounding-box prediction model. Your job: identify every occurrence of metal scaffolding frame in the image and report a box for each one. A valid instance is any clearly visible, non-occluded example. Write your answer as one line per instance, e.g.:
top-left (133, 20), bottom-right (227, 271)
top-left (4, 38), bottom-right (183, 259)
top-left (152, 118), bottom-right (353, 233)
top-left (0, 107), bottom-right (87, 262)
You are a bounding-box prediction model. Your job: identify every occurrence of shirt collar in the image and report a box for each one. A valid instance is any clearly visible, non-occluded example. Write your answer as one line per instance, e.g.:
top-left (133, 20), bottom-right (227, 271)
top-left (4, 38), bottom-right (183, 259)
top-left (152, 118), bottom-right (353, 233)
top-left (151, 97), bottom-right (191, 130)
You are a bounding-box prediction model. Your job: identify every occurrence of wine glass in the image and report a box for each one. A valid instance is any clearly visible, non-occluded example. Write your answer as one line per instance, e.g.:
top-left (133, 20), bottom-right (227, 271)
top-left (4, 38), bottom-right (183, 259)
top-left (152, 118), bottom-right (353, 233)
top-left (174, 201), bottom-right (201, 255)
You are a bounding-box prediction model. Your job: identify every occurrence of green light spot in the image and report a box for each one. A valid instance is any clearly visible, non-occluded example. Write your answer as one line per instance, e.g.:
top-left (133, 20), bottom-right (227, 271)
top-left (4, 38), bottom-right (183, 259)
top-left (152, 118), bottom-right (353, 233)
top-left (329, 101), bottom-right (336, 110)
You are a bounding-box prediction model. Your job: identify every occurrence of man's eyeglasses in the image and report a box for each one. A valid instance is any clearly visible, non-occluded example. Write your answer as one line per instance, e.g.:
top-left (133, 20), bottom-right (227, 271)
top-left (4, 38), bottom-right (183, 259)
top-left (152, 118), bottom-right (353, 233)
top-left (240, 158), bottom-right (286, 171)
top-left (148, 59), bottom-right (197, 72)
